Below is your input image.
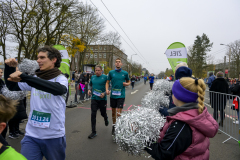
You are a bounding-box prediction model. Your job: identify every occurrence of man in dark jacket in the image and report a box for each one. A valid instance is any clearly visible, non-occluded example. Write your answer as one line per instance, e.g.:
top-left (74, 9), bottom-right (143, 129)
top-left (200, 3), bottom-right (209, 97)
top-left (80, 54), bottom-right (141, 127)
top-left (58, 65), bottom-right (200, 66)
top-left (210, 71), bottom-right (229, 127)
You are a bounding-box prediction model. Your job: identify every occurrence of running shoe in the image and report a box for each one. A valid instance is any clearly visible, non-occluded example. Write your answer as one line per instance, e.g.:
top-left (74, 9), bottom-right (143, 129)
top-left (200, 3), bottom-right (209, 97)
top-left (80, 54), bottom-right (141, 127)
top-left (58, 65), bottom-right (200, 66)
top-left (8, 133), bottom-right (19, 139)
top-left (112, 125), bottom-right (115, 136)
top-left (105, 118), bottom-right (109, 126)
top-left (15, 130), bottom-right (25, 136)
top-left (88, 132), bottom-right (97, 139)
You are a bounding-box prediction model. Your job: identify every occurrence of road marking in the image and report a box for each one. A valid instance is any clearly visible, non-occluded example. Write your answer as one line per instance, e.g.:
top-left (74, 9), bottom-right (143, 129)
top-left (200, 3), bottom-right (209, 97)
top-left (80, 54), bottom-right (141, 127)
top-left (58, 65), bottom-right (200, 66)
top-left (127, 105), bottom-right (133, 111)
top-left (131, 90), bottom-right (139, 94)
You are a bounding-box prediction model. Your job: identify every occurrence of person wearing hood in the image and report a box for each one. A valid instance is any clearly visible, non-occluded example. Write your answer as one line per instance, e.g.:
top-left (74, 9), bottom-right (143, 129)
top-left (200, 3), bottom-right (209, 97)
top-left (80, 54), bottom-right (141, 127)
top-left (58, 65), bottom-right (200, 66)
top-left (146, 77), bottom-right (219, 160)
top-left (159, 65), bottom-right (192, 117)
top-left (207, 72), bottom-right (215, 88)
top-left (210, 71), bottom-right (229, 127)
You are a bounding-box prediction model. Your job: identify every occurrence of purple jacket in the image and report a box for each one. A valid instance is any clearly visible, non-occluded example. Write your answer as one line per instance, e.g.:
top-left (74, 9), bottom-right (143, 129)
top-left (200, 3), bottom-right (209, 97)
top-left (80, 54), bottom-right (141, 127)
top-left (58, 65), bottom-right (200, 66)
top-left (158, 107), bottom-right (219, 160)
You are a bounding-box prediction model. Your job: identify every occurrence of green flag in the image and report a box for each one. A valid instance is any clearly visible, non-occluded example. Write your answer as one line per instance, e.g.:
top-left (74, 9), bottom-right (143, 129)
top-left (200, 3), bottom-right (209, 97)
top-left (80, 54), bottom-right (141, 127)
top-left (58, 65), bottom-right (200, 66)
top-left (165, 42), bottom-right (188, 73)
top-left (53, 45), bottom-right (70, 82)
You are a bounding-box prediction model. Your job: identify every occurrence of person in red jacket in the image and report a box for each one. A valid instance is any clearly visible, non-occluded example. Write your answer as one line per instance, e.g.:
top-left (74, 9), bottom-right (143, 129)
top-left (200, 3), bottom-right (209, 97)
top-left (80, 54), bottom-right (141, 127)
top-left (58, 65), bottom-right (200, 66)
top-left (146, 77), bottom-right (219, 160)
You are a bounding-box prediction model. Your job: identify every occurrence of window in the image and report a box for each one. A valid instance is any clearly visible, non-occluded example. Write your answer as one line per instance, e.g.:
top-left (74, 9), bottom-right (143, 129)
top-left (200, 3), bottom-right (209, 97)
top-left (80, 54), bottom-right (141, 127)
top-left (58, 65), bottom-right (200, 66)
top-left (75, 58), bottom-right (77, 63)
top-left (104, 47), bottom-right (106, 50)
top-left (99, 53), bottom-right (102, 58)
top-left (95, 47), bottom-right (98, 51)
top-left (94, 61), bottom-right (97, 64)
top-left (103, 53), bottom-right (106, 58)
top-left (94, 53), bottom-right (97, 58)
top-left (90, 47), bottom-right (93, 50)
top-left (86, 54), bottom-right (89, 58)
top-left (100, 47), bottom-right (102, 50)
top-left (90, 54), bottom-right (93, 58)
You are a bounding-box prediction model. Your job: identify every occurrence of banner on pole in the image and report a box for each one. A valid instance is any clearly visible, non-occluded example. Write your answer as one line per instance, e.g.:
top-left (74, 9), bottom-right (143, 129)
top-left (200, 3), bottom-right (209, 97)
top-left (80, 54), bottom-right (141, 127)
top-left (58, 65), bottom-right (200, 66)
top-left (53, 45), bottom-right (70, 82)
top-left (165, 42), bottom-right (188, 73)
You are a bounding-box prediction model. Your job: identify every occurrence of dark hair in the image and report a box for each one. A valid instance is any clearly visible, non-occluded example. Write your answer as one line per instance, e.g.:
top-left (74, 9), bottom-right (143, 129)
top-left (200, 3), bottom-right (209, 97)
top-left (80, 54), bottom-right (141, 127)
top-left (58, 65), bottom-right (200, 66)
top-left (115, 58), bottom-right (121, 62)
top-left (95, 65), bottom-right (102, 70)
top-left (37, 46), bottom-right (62, 68)
top-left (0, 95), bottom-right (18, 123)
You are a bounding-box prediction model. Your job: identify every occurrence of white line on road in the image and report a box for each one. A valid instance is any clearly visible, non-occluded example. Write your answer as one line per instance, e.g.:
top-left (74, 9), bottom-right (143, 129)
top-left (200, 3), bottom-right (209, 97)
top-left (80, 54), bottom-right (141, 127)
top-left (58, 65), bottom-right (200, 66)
top-left (131, 90), bottom-right (138, 95)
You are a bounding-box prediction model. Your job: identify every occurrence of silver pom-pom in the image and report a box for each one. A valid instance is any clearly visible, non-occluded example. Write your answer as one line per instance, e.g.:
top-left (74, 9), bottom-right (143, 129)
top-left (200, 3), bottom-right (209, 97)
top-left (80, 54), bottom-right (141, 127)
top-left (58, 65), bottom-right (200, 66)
top-left (1, 85), bottom-right (28, 100)
top-left (18, 59), bottom-right (39, 75)
top-left (115, 106), bottom-right (166, 156)
top-left (141, 80), bottom-right (174, 110)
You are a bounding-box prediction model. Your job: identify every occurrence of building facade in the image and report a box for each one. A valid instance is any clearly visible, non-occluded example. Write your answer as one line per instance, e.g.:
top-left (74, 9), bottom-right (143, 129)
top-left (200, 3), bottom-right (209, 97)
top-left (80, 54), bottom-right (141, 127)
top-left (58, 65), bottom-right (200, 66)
top-left (71, 45), bottom-right (128, 72)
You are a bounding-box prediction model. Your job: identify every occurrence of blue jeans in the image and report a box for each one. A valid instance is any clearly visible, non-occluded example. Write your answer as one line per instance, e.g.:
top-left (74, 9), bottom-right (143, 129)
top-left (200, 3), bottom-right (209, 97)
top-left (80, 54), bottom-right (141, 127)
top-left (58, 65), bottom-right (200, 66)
top-left (21, 135), bottom-right (66, 160)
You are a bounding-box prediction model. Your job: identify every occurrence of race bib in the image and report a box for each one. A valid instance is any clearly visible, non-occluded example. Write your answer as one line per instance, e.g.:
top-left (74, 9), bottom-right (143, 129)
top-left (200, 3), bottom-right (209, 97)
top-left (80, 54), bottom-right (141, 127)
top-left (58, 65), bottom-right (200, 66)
top-left (132, 80), bottom-right (135, 82)
top-left (31, 110), bottom-right (51, 128)
top-left (112, 89), bottom-right (121, 96)
top-left (93, 89), bottom-right (102, 96)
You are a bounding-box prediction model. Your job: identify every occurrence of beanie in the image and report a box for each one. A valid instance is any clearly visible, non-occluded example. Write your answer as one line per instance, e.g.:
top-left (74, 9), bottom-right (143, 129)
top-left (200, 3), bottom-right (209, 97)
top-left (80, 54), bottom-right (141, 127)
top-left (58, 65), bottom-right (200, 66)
top-left (175, 66), bottom-right (192, 80)
top-left (216, 71), bottom-right (223, 78)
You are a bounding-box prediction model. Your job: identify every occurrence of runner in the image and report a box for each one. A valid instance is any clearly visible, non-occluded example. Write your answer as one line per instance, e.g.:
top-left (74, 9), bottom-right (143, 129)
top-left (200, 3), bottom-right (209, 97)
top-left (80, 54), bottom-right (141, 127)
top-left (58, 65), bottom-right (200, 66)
top-left (4, 46), bottom-right (68, 160)
top-left (149, 73), bottom-right (155, 90)
top-left (131, 75), bottom-right (136, 89)
top-left (106, 58), bottom-right (130, 136)
top-left (88, 65), bottom-right (109, 139)
top-left (144, 75), bottom-right (147, 85)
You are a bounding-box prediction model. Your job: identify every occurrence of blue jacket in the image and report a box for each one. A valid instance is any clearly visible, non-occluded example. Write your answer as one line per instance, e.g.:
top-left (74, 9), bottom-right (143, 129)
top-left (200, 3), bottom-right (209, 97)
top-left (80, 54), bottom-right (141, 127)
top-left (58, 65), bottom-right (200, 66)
top-left (207, 75), bottom-right (215, 88)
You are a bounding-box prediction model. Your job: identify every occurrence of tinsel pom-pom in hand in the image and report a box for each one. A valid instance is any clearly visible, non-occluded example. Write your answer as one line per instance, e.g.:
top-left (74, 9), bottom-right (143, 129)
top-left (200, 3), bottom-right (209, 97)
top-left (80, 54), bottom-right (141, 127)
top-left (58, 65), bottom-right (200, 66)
top-left (1, 85), bottom-right (27, 100)
top-left (115, 106), bottom-right (166, 157)
top-left (18, 59), bottom-right (39, 75)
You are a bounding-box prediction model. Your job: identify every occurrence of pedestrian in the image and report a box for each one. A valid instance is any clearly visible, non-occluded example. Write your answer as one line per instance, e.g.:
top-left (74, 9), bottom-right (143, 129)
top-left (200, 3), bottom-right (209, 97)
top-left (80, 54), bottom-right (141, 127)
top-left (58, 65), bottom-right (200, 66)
top-left (206, 72), bottom-right (215, 88)
top-left (5, 46), bottom-right (68, 160)
top-left (131, 75), bottom-right (136, 89)
top-left (0, 95), bottom-right (27, 160)
top-left (87, 65), bottom-right (109, 139)
top-left (144, 75), bottom-right (147, 85)
top-left (106, 58), bottom-right (130, 136)
top-left (145, 78), bottom-right (219, 160)
top-left (74, 70), bottom-right (80, 102)
top-left (79, 72), bottom-right (87, 101)
top-left (72, 70), bottom-right (76, 83)
top-left (210, 71), bottom-right (228, 127)
top-left (149, 74), bottom-right (154, 90)
top-left (3, 68), bottom-right (28, 140)
top-left (231, 75), bottom-right (240, 124)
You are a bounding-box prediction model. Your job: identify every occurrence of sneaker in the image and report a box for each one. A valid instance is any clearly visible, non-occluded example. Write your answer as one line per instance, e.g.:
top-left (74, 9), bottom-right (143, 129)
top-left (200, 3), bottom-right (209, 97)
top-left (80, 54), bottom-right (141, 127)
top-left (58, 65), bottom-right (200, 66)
top-left (112, 125), bottom-right (115, 136)
top-left (105, 118), bottom-right (109, 126)
top-left (8, 133), bottom-right (19, 139)
top-left (233, 120), bottom-right (239, 124)
top-left (88, 132), bottom-right (97, 139)
top-left (15, 130), bottom-right (25, 136)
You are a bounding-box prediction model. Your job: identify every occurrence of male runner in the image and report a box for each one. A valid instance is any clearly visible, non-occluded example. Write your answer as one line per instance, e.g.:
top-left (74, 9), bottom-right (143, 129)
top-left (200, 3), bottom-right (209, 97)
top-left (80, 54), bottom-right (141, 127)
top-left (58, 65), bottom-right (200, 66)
top-left (131, 75), bottom-right (136, 89)
top-left (5, 46), bottom-right (68, 160)
top-left (88, 65), bottom-right (109, 139)
top-left (106, 58), bottom-right (130, 136)
top-left (149, 73), bottom-right (155, 90)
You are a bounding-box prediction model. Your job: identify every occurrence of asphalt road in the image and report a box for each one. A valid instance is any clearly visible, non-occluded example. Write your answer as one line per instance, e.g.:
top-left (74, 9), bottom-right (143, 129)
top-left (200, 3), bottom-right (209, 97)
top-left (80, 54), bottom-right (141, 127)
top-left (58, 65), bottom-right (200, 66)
top-left (6, 80), bottom-right (240, 160)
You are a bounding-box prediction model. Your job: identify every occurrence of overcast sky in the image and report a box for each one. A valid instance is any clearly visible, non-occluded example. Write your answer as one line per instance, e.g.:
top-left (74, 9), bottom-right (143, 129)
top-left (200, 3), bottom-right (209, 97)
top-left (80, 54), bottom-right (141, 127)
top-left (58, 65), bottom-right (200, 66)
top-left (4, 0), bottom-right (240, 74)
top-left (84, 0), bottom-right (240, 74)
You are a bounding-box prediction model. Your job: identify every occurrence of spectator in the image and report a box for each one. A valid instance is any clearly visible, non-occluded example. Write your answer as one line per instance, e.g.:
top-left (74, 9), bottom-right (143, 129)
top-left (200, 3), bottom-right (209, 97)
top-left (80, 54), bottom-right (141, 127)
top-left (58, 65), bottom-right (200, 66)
top-left (210, 71), bottom-right (228, 127)
top-left (0, 95), bottom-right (27, 159)
top-left (207, 72), bottom-right (215, 88)
top-left (231, 74), bottom-right (240, 124)
top-left (159, 66), bottom-right (192, 116)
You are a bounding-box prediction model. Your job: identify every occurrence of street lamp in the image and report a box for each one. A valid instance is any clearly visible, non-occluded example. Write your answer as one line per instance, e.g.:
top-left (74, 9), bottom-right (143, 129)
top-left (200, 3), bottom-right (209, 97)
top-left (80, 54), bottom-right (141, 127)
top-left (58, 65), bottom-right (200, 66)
top-left (220, 44), bottom-right (231, 78)
top-left (131, 54), bottom-right (137, 62)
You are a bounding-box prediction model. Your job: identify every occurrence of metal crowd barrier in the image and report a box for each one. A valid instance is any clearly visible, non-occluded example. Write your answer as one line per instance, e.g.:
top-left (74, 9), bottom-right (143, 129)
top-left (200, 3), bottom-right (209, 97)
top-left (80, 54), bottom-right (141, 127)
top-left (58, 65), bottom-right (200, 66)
top-left (205, 91), bottom-right (240, 146)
